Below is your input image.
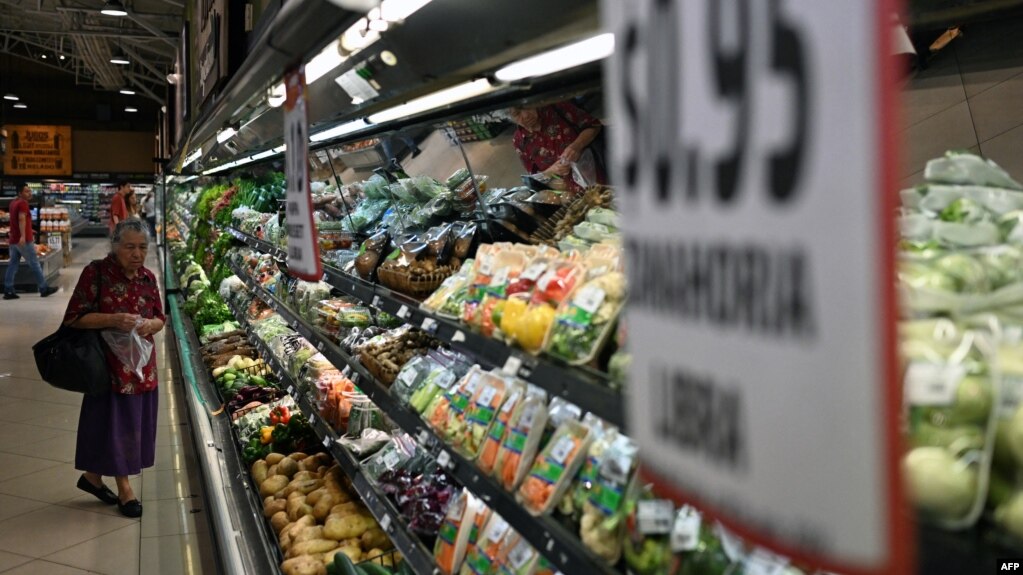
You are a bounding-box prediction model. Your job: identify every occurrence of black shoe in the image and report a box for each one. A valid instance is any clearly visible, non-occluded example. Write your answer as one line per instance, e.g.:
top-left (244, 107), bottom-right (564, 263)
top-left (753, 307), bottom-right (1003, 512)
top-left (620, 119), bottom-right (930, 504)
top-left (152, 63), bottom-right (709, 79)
top-left (40, 287), bottom-right (58, 297)
top-left (76, 475), bottom-right (119, 505)
top-left (118, 499), bottom-right (143, 518)
top-left (3, 293), bottom-right (19, 300)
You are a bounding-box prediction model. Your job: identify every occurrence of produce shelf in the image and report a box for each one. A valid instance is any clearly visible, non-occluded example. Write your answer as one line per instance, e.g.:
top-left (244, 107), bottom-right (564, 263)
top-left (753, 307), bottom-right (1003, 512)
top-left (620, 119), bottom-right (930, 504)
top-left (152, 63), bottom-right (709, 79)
top-left (229, 261), bottom-right (622, 575)
top-left (226, 296), bottom-right (440, 575)
top-left (168, 294), bottom-right (281, 575)
top-left (226, 225), bottom-right (625, 428)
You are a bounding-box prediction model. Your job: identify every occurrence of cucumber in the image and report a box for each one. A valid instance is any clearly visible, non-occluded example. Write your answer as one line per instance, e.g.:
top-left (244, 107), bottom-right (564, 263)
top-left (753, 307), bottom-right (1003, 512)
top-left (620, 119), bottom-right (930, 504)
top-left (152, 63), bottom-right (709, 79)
top-left (360, 562), bottom-right (392, 575)
top-left (333, 552), bottom-right (359, 575)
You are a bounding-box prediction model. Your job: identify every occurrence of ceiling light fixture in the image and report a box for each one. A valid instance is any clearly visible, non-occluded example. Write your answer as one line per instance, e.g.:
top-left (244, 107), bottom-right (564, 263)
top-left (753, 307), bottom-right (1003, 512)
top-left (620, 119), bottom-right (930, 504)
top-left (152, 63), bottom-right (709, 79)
top-left (3, 94), bottom-right (18, 101)
top-left (216, 127), bottom-right (237, 143)
top-left (100, 0), bottom-right (128, 17)
top-left (110, 49), bottom-right (130, 65)
top-left (119, 87), bottom-right (136, 95)
top-left (494, 33), bottom-right (615, 82)
top-left (13, 103), bottom-right (27, 109)
top-left (309, 119), bottom-right (370, 143)
top-left (59, 54), bottom-right (66, 60)
top-left (367, 79), bottom-right (495, 124)
top-left (304, 40), bottom-right (346, 85)
top-left (40, 54), bottom-right (47, 59)
top-left (125, 106), bottom-right (138, 113)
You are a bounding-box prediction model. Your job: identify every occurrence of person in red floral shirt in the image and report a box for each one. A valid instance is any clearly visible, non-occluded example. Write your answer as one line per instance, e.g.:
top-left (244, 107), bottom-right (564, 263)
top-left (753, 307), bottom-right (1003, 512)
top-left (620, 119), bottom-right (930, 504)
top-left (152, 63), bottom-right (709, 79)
top-left (63, 220), bottom-right (164, 518)
top-left (509, 101), bottom-right (605, 194)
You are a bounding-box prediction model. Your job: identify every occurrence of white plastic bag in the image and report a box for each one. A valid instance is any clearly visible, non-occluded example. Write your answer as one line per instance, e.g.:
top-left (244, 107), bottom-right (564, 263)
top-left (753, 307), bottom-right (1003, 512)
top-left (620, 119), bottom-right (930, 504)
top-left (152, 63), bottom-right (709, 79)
top-left (571, 148), bottom-right (598, 189)
top-left (102, 319), bottom-right (154, 380)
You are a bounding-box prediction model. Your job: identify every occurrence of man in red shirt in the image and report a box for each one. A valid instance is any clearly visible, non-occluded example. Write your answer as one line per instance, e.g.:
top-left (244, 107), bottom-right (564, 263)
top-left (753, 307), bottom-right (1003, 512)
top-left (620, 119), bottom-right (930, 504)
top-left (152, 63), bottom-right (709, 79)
top-left (109, 181), bottom-right (130, 234)
top-left (4, 183), bottom-right (58, 299)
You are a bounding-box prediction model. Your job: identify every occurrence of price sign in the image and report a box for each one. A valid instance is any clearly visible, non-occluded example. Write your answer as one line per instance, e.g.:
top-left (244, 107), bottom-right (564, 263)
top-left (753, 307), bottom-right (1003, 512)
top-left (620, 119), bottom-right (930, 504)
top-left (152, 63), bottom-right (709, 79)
top-left (605, 0), bottom-right (907, 573)
top-left (282, 66), bottom-right (323, 281)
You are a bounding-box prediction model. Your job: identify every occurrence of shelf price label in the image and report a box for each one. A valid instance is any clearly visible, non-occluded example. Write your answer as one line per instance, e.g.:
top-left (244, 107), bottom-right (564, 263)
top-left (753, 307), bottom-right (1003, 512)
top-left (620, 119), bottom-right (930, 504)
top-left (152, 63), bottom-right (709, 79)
top-left (282, 66), bottom-right (324, 281)
top-left (604, 0), bottom-right (907, 573)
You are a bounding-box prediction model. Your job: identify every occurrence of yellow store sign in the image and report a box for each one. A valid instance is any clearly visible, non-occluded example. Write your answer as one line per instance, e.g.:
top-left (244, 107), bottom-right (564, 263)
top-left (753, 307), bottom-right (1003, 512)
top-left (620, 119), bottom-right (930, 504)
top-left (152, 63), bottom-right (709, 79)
top-left (3, 125), bottom-right (72, 176)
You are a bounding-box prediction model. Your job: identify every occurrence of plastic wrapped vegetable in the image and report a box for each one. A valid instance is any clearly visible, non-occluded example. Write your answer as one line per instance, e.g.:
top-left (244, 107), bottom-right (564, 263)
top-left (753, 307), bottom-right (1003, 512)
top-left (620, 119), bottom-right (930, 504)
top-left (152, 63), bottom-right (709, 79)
top-left (902, 327), bottom-right (997, 528)
top-left (459, 374), bottom-right (523, 459)
top-left (459, 513), bottom-right (510, 575)
top-left (435, 490), bottom-right (483, 575)
top-left (493, 531), bottom-right (538, 575)
top-left (563, 415), bottom-right (617, 519)
top-left (439, 370), bottom-right (495, 449)
top-left (495, 390), bottom-right (549, 491)
top-left (518, 419), bottom-right (593, 515)
top-left (622, 492), bottom-right (675, 575)
top-left (580, 434), bottom-right (638, 562)
top-left (546, 272), bottom-right (627, 365)
top-left (924, 151), bottom-right (1023, 190)
top-left (477, 385), bottom-right (527, 475)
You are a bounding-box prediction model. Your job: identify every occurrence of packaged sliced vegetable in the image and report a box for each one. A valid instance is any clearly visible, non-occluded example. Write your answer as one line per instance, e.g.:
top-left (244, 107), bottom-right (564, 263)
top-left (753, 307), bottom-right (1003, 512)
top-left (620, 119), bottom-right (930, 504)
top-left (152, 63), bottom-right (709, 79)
top-left (477, 384), bottom-right (528, 475)
top-left (496, 391), bottom-right (549, 491)
top-left (441, 369), bottom-right (496, 449)
top-left (459, 513), bottom-right (509, 575)
top-left (425, 367), bottom-right (486, 440)
top-left (517, 419), bottom-right (593, 515)
top-left (434, 489), bottom-right (482, 575)
top-left (579, 434), bottom-right (638, 563)
top-left (545, 272), bottom-right (627, 366)
top-left (622, 487), bottom-right (675, 575)
top-left (362, 433), bottom-right (416, 482)
top-left (561, 414), bottom-right (616, 519)
top-left (902, 327), bottom-right (999, 529)
top-left (494, 530), bottom-right (538, 575)
top-left (459, 374), bottom-right (523, 459)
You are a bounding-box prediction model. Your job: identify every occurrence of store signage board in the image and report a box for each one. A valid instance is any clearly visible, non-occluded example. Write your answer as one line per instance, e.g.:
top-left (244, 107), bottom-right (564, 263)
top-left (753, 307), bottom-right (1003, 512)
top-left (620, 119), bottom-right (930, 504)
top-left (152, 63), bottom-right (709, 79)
top-left (283, 67), bottom-right (323, 282)
top-left (604, 1), bottom-right (908, 574)
top-left (3, 125), bottom-right (72, 176)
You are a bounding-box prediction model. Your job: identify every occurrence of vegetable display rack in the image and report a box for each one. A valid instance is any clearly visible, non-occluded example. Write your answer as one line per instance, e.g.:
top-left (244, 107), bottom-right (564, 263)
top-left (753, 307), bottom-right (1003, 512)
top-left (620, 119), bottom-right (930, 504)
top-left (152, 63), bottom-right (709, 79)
top-left (226, 226), bottom-right (624, 429)
top-left (226, 297), bottom-right (440, 575)
top-left (229, 261), bottom-right (621, 575)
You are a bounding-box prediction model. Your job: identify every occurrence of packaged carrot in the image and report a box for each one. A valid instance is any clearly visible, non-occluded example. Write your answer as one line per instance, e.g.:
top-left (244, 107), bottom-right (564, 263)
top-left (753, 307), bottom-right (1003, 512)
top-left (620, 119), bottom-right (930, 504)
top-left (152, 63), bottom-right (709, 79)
top-left (438, 368), bottom-right (487, 448)
top-left (424, 367), bottom-right (483, 438)
top-left (460, 512), bottom-right (509, 575)
top-left (476, 383), bottom-right (528, 475)
top-left (517, 420), bottom-right (594, 515)
top-left (494, 531), bottom-right (539, 575)
top-left (460, 372), bottom-right (523, 459)
top-left (434, 489), bottom-right (482, 575)
top-left (495, 391), bottom-right (549, 491)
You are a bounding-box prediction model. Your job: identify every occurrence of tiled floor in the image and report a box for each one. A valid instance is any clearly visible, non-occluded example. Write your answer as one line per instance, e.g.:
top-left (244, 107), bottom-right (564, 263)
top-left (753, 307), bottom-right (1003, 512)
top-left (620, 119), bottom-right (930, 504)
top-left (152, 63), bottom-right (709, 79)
top-left (901, 15), bottom-right (1023, 186)
top-left (0, 238), bottom-right (217, 574)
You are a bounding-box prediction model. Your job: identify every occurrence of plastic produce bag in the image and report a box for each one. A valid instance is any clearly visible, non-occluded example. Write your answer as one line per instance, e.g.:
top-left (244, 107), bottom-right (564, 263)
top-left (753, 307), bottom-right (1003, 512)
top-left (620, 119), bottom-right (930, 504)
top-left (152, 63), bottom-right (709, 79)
top-left (902, 325), bottom-right (999, 529)
top-left (517, 419), bottom-right (593, 515)
top-left (924, 151), bottom-right (1023, 190)
top-left (101, 319), bottom-right (154, 380)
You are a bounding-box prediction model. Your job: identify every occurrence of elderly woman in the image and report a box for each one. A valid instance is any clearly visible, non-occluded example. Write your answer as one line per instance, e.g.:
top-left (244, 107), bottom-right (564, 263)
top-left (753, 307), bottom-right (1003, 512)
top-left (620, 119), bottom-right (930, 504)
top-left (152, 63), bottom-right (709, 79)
top-left (64, 220), bottom-right (164, 518)
top-left (508, 101), bottom-right (605, 194)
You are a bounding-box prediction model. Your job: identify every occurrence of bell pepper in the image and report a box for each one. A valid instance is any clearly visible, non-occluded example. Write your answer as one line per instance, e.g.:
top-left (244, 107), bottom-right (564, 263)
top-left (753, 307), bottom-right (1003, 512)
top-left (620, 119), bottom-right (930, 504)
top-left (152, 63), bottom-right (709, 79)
top-left (269, 405), bottom-right (291, 426)
top-left (259, 425), bottom-right (275, 445)
top-left (243, 435), bottom-right (270, 463)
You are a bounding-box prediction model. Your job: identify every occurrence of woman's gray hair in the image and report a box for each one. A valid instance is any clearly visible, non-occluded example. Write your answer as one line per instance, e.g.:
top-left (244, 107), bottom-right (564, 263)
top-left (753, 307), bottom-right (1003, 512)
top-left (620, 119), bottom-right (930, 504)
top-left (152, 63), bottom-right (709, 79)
top-left (110, 219), bottom-right (149, 245)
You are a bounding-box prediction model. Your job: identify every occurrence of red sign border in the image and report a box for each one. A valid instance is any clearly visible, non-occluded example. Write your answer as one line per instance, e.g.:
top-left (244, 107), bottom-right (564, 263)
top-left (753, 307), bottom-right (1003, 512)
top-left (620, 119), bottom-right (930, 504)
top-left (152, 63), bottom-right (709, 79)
top-left (283, 65), bottom-right (324, 283)
top-left (636, 1), bottom-right (912, 573)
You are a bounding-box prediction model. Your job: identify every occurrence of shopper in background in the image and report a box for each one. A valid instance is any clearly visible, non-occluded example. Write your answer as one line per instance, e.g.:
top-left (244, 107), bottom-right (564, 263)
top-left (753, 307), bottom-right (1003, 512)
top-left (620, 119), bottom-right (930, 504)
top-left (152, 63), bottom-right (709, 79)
top-left (109, 181), bottom-right (130, 234)
top-left (124, 189), bottom-right (141, 221)
top-left (508, 101), bottom-right (605, 194)
top-left (63, 220), bottom-right (164, 518)
top-left (3, 183), bottom-right (58, 300)
top-left (142, 192), bottom-right (156, 237)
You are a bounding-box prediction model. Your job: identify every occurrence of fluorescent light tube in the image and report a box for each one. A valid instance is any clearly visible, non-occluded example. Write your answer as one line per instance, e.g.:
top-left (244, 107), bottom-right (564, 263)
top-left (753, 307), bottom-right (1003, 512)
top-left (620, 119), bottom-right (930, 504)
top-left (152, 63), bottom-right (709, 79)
top-left (251, 150), bottom-right (278, 161)
top-left (309, 119), bottom-right (370, 142)
top-left (125, 106), bottom-right (138, 112)
top-left (368, 79), bottom-right (494, 124)
top-left (494, 33), bottom-right (615, 82)
top-left (380, 0), bottom-right (432, 22)
top-left (13, 103), bottom-right (27, 109)
top-left (3, 94), bottom-right (18, 101)
top-left (217, 128), bottom-right (237, 143)
top-left (119, 87), bottom-right (136, 95)
top-left (305, 40), bottom-right (346, 85)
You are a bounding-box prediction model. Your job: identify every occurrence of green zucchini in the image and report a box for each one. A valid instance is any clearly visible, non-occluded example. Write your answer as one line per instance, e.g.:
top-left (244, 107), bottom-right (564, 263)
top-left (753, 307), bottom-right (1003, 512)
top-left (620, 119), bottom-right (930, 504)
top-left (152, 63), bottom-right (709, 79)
top-left (333, 552), bottom-right (359, 575)
top-left (359, 562), bottom-right (392, 575)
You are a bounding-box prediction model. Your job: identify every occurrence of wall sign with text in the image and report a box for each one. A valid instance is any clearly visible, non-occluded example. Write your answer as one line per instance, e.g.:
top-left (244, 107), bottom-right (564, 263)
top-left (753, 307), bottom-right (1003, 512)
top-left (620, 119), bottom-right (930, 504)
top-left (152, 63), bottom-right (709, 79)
top-left (603, 0), bottom-right (908, 573)
top-left (3, 125), bottom-right (73, 176)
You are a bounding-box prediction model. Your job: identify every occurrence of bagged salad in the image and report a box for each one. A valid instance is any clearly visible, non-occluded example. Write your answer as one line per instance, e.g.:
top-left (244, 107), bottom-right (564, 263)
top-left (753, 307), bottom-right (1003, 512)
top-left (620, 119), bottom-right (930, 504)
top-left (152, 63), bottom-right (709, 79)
top-left (579, 433), bottom-right (638, 562)
top-left (546, 271), bottom-right (626, 365)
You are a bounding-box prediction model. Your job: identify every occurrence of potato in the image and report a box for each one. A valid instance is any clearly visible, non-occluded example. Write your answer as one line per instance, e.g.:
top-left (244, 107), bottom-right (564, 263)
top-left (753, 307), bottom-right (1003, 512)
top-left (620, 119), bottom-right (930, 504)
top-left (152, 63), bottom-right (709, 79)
top-left (267, 464), bottom-right (279, 477)
top-left (298, 453), bottom-right (325, 472)
top-left (331, 545), bottom-right (362, 564)
top-left (266, 452), bottom-right (286, 465)
top-left (260, 475), bottom-right (289, 497)
top-left (280, 555), bottom-right (326, 575)
top-left (323, 513), bottom-right (376, 540)
top-left (279, 529), bottom-right (293, 552)
top-left (327, 501), bottom-right (363, 520)
top-left (264, 498), bottom-right (287, 518)
top-left (360, 527), bottom-right (391, 551)
top-left (292, 471), bottom-right (316, 482)
top-left (292, 525), bottom-right (325, 544)
top-left (287, 539), bottom-right (339, 559)
top-left (306, 488), bottom-right (328, 507)
top-left (284, 479), bottom-right (322, 498)
top-left (270, 511), bottom-right (290, 534)
top-left (277, 457), bottom-right (299, 478)
top-left (312, 493), bottom-right (337, 522)
top-left (282, 515), bottom-right (316, 541)
top-left (290, 452), bottom-right (309, 461)
top-left (365, 549), bottom-right (395, 567)
top-left (252, 460), bottom-right (269, 485)
top-left (286, 497), bottom-right (314, 522)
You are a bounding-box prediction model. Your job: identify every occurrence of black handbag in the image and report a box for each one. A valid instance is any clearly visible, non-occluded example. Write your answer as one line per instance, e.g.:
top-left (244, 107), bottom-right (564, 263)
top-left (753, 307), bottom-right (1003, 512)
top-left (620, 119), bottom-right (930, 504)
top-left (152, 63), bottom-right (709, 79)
top-left (32, 260), bottom-right (109, 395)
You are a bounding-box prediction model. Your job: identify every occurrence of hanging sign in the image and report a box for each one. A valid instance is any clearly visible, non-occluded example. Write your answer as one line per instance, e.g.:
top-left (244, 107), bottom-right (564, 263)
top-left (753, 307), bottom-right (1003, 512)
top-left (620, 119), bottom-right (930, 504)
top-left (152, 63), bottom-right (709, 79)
top-left (3, 125), bottom-right (72, 176)
top-left (604, 0), bottom-right (908, 574)
top-left (283, 66), bottom-right (323, 281)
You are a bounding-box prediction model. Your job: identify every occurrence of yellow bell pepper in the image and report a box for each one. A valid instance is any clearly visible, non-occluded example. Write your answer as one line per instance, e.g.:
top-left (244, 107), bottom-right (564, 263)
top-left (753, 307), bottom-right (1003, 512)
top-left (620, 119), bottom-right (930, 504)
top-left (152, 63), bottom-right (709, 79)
top-left (259, 425), bottom-right (274, 445)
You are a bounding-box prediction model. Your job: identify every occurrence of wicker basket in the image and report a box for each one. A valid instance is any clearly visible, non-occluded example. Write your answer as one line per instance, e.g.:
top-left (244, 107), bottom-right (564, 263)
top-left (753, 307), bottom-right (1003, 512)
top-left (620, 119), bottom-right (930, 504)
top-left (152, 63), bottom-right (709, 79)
top-left (359, 351), bottom-right (398, 385)
top-left (377, 265), bottom-right (457, 299)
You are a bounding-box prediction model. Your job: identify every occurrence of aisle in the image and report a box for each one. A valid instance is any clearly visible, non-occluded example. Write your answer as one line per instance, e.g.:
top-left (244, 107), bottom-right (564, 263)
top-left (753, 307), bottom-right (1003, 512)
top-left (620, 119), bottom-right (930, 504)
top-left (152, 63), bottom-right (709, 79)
top-left (0, 238), bottom-right (217, 574)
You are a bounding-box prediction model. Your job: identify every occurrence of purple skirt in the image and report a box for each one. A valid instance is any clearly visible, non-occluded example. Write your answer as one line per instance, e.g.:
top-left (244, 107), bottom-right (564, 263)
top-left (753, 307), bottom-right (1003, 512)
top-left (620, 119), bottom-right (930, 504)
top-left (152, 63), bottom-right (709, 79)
top-left (75, 390), bottom-right (159, 476)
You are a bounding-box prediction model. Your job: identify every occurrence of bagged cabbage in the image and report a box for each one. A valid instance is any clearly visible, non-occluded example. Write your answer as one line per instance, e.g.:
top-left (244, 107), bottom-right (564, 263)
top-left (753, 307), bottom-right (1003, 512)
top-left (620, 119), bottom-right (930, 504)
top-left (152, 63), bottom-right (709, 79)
top-left (925, 151), bottom-right (1023, 190)
top-left (902, 326), bottom-right (998, 529)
